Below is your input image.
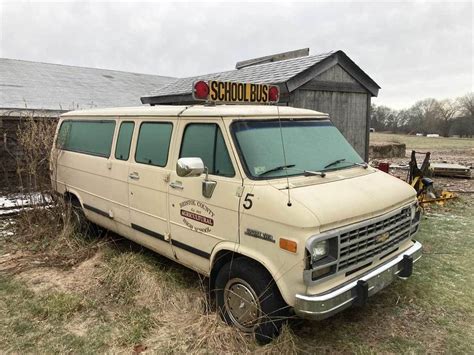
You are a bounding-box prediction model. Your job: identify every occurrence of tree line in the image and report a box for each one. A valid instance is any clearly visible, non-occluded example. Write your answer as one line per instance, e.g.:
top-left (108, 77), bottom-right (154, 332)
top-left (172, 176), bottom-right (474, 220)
top-left (370, 92), bottom-right (474, 137)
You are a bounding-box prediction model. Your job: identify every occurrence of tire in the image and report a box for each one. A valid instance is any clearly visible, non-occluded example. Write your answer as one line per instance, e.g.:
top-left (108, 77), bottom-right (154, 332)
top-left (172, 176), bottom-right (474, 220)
top-left (214, 258), bottom-right (289, 344)
top-left (68, 198), bottom-right (102, 237)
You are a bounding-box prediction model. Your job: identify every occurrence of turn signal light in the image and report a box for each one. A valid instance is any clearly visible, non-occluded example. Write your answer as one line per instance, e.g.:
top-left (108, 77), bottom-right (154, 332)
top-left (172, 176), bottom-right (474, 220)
top-left (279, 238), bottom-right (297, 253)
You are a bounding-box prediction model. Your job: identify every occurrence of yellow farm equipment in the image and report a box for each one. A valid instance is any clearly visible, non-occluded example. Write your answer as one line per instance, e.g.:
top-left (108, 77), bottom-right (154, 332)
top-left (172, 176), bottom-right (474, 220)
top-left (407, 151), bottom-right (456, 206)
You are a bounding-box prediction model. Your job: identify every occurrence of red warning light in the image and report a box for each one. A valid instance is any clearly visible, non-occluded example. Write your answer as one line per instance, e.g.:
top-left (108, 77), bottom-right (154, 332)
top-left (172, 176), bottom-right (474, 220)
top-left (269, 86), bottom-right (280, 102)
top-left (194, 81), bottom-right (209, 100)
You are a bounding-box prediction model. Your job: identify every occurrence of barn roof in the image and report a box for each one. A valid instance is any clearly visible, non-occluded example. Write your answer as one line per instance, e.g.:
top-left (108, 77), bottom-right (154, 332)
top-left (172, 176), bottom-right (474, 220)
top-left (141, 50), bottom-right (380, 105)
top-left (0, 58), bottom-right (175, 111)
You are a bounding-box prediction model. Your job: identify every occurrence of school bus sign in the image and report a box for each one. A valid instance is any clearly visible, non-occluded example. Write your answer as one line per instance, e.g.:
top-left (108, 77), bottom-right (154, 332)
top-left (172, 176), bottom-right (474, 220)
top-left (192, 80), bottom-right (280, 104)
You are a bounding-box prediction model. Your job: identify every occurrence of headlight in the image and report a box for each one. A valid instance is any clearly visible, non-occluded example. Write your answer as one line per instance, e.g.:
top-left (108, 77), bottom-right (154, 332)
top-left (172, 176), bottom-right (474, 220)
top-left (311, 240), bottom-right (328, 263)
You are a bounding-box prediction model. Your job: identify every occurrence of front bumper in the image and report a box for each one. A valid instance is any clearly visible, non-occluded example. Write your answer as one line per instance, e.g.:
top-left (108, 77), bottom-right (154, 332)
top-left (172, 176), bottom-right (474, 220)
top-left (294, 240), bottom-right (422, 320)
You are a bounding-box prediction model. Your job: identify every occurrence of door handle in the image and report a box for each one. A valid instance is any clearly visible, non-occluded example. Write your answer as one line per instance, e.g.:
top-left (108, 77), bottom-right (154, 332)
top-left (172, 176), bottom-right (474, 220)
top-left (129, 172), bottom-right (140, 180)
top-left (169, 182), bottom-right (183, 190)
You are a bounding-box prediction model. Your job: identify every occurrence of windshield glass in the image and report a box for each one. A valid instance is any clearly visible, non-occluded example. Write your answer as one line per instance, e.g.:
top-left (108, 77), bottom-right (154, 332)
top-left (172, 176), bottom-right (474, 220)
top-left (232, 119), bottom-right (364, 179)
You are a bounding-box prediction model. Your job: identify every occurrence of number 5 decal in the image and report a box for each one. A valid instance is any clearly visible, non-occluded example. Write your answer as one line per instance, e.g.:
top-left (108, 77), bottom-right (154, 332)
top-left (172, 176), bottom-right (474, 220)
top-left (243, 193), bottom-right (254, 210)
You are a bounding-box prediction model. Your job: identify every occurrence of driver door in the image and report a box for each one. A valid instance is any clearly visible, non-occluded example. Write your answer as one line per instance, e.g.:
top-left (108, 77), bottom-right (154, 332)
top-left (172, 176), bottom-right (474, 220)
top-left (167, 119), bottom-right (242, 273)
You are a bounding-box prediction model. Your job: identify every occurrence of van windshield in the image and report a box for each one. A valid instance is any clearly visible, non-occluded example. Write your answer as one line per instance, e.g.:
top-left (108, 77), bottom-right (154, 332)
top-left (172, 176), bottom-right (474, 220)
top-left (231, 119), bottom-right (364, 179)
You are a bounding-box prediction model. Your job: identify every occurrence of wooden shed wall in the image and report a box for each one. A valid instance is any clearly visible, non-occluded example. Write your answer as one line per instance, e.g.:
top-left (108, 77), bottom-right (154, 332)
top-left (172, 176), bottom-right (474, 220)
top-left (1, 116), bottom-right (23, 189)
top-left (288, 65), bottom-right (370, 160)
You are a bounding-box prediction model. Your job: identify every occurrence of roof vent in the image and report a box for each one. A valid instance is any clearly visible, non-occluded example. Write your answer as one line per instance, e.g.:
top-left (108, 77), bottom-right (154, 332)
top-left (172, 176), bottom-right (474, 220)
top-left (235, 48), bottom-right (310, 69)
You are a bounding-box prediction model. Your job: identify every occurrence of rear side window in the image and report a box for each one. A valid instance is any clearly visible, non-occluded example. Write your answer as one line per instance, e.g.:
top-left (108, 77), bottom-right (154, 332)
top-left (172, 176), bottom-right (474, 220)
top-left (115, 122), bottom-right (134, 161)
top-left (135, 122), bottom-right (173, 167)
top-left (180, 123), bottom-right (235, 177)
top-left (57, 120), bottom-right (116, 157)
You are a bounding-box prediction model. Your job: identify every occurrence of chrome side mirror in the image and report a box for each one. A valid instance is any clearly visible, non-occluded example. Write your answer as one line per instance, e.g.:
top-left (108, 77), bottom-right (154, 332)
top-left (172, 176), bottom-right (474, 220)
top-left (176, 157), bottom-right (205, 177)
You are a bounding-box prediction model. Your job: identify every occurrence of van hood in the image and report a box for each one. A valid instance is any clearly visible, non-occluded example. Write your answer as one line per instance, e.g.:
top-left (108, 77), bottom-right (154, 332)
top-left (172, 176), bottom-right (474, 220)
top-left (270, 169), bottom-right (416, 232)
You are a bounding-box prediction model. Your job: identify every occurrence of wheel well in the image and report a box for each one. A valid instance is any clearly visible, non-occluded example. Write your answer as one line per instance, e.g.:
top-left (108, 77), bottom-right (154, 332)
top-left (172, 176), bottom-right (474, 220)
top-left (209, 250), bottom-right (273, 293)
top-left (64, 191), bottom-right (81, 207)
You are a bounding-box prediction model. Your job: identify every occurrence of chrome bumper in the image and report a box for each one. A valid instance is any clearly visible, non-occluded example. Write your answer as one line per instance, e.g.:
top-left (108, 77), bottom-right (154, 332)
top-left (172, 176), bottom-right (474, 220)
top-left (294, 241), bottom-right (422, 320)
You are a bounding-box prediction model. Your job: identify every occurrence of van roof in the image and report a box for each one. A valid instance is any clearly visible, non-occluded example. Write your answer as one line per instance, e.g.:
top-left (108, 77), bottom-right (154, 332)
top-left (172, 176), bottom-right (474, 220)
top-left (61, 105), bottom-right (329, 119)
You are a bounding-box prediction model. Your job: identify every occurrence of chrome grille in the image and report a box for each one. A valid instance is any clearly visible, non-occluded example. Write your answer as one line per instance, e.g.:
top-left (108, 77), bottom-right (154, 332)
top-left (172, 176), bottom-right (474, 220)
top-left (338, 207), bottom-right (412, 272)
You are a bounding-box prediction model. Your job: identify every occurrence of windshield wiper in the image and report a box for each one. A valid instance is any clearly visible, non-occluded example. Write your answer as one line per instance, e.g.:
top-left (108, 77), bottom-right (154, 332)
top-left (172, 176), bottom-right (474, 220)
top-left (324, 158), bottom-right (369, 170)
top-left (257, 164), bottom-right (295, 177)
top-left (324, 158), bottom-right (346, 169)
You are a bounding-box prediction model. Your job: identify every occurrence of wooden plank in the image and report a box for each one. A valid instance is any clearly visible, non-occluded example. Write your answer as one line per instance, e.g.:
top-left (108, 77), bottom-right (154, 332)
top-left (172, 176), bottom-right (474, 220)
top-left (235, 48), bottom-right (309, 69)
top-left (365, 95), bottom-right (371, 161)
top-left (315, 65), bottom-right (357, 83)
top-left (299, 80), bottom-right (368, 94)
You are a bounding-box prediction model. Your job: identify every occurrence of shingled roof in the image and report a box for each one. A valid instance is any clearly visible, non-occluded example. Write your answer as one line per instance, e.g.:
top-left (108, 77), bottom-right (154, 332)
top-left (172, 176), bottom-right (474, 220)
top-left (0, 58), bottom-right (175, 111)
top-left (141, 50), bottom-right (380, 105)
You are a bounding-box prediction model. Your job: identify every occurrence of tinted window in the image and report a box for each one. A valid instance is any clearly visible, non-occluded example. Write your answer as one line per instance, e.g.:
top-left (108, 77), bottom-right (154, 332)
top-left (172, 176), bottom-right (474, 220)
top-left (180, 123), bottom-right (235, 177)
top-left (115, 122), bottom-right (134, 161)
top-left (57, 120), bottom-right (116, 157)
top-left (135, 122), bottom-right (173, 167)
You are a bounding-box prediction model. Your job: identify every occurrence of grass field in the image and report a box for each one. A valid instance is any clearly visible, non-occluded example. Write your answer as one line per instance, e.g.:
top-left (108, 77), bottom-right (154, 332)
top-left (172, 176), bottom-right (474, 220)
top-left (1, 196), bottom-right (473, 353)
top-left (370, 132), bottom-right (474, 154)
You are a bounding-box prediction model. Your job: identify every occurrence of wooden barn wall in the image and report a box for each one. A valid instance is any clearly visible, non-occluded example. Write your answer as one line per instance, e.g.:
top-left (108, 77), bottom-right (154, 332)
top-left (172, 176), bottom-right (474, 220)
top-left (0, 116), bottom-right (22, 189)
top-left (0, 115), bottom-right (59, 191)
top-left (289, 65), bottom-right (370, 159)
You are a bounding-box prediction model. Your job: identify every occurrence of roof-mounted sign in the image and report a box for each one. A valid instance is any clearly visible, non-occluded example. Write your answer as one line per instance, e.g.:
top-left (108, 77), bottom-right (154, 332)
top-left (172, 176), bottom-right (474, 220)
top-left (192, 80), bottom-right (279, 104)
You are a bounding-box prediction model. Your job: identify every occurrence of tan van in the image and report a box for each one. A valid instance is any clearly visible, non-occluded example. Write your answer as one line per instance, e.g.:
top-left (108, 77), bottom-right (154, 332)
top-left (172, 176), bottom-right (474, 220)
top-left (52, 81), bottom-right (422, 341)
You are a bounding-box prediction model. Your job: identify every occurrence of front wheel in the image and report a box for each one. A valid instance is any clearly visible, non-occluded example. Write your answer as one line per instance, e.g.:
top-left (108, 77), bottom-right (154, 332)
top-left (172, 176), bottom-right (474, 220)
top-left (214, 259), bottom-right (289, 343)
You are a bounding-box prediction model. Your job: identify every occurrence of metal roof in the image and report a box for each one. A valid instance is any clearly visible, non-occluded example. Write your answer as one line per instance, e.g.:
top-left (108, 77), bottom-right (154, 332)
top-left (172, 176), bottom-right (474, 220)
top-left (141, 50), bottom-right (380, 105)
top-left (0, 58), bottom-right (175, 111)
top-left (62, 104), bottom-right (329, 118)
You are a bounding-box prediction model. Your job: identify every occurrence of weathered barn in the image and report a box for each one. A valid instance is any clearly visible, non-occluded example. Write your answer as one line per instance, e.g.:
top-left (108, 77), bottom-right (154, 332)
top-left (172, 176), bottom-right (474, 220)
top-left (0, 58), bottom-right (174, 188)
top-left (141, 49), bottom-right (380, 161)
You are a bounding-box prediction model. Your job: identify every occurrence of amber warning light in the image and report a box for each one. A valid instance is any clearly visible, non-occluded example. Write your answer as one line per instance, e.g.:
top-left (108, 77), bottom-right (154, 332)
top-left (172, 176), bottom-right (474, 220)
top-left (193, 80), bottom-right (279, 104)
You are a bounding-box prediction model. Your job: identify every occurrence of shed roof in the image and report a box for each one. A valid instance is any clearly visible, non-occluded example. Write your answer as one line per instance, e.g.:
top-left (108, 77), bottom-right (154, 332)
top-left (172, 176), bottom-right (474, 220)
top-left (141, 50), bottom-right (380, 105)
top-left (0, 58), bottom-right (175, 111)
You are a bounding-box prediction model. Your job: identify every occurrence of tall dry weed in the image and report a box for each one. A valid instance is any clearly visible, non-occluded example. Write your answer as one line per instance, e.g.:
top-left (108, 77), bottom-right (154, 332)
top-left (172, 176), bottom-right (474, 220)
top-left (9, 113), bottom-right (99, 269)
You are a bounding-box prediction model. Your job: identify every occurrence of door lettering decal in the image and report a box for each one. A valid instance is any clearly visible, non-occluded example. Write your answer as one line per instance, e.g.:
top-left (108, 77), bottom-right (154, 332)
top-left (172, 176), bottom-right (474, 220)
top-left (179, 199), bottom-right (215, 233)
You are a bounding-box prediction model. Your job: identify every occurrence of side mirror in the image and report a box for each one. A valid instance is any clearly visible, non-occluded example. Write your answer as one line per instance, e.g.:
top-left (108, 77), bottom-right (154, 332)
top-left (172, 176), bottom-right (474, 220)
top-left (176, 157), bottom-right (205, 177)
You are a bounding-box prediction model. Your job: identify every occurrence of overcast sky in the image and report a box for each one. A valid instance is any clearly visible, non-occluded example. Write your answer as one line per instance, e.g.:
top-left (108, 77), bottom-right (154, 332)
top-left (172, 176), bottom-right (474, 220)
top-left (1, 0), bottom-right (472, 108)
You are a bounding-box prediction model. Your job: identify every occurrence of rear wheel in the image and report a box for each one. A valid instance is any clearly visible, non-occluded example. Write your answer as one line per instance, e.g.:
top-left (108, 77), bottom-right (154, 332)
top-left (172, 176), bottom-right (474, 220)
top-left (214, 258), bottom-right (289, 343)
top-left (67, 197), bottom-right (102, 237)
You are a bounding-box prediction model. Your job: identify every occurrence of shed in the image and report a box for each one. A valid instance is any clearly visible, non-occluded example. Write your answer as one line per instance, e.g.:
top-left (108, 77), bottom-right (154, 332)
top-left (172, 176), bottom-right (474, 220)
top-left (141, 49), bottom-right (380, 161)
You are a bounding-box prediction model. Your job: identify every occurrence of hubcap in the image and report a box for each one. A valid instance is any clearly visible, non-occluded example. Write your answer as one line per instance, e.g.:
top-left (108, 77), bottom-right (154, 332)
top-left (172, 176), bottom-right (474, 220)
top-left (224, 278), bottom-right (261, 332)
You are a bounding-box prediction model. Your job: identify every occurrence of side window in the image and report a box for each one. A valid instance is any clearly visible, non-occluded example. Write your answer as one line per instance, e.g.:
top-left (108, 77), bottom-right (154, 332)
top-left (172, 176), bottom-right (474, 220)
top-left (115, 121), bottom-right (134, 161)
top-left (57, 120), bottom-right (116, 157)
top-left (135, 122), bottom-right (173, 167)
top-left (57, 120), bottom-right (72, 148)
top-left (180, 123), bottom-right (235, 177)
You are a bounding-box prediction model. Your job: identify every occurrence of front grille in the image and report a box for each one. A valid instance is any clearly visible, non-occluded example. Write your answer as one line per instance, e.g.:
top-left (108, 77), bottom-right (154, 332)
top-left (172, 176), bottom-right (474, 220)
top-left (338, 207), bottom-right (412, 272)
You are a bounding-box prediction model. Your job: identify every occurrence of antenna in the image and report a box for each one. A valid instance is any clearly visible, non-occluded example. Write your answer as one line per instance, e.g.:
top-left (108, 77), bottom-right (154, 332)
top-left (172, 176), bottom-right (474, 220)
top-left (277, 105), bottom-right (292, 207)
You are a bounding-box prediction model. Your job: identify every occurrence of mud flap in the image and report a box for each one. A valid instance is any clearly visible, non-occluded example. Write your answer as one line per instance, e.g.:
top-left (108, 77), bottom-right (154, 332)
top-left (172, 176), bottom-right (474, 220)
top-left (353, 280), bottom-right (369, 307)
top-left (398, 255), bottom-right (413, 278)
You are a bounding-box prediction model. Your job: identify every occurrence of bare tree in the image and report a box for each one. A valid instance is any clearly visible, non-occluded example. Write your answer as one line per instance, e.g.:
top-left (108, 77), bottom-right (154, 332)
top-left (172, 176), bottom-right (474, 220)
top-left (458, 92), bottom-right (474, 118)
top-left (437, 99), bottom-right (459, 137)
